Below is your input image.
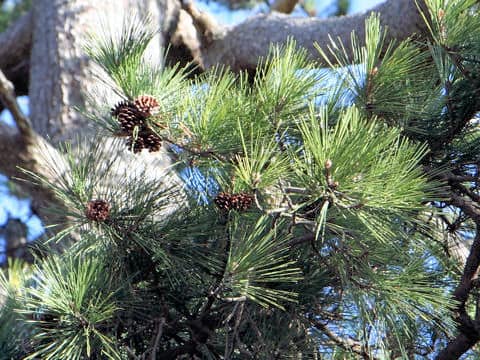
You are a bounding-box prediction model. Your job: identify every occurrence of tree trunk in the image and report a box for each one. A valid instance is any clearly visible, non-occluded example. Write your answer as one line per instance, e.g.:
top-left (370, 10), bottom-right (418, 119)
top-left (0, 0), bottom-right (184, 230)
top-left (29, 0), bottom-right (176, 144)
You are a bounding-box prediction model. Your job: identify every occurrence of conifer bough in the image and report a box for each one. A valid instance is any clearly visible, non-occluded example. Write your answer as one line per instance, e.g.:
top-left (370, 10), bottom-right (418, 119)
top-left (111, 95), bottom-right (163, 153)
top-left (1, 1), bottom-right (480, 359)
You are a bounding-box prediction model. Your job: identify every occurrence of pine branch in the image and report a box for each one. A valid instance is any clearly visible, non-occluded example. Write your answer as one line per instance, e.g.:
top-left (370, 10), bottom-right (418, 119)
top-left (449, 194), bottom-right (480, 222)
top-left (149, 318), bottom-right (165, 360)
top-left (436, 228), bottom-right (480, 360)
top-left (0, 67), bottom-right (32, 137)
top-left (311, 319), bottom-right (377, 359)
top-left (164, 137), bottom-right (233, 164)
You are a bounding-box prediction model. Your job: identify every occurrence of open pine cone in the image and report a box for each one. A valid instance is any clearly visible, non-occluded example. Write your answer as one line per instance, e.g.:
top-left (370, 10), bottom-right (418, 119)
top-left (111, 101), bottom-right (146, 134)
top-left (134, 95), bottom-right (160, 117)
top-left (214, 192), bottom-right (254, 212)
top-left (85, 199), bottom-right (111, 222)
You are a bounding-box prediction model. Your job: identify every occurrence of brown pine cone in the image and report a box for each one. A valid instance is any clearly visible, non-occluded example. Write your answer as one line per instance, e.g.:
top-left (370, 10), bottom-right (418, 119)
top-left (214, 192), bottom-right (232, 211)
top-left (85, 199), bottom-right (111, 222)
top-left (214, 192), bottom-right (254, 212)
top-left (134, 95), bottom-right (160, 117)
top-left (111, 101), bottom-right (146, 134)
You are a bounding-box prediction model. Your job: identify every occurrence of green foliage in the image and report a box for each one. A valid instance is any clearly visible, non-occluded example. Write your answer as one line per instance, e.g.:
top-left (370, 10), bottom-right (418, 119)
top-left (232, 129), bottom-right (290, 191)
top-left (21, 255), bottom-right (122, 359)
top-left (421, 0), bottom-right (480, 49)
top-left (295, 106), bottom-right (432, 211)
top-left (293, 105), bottom-right (437, 248)
top-left (316, 14), bottom-right (436, 129)
top-left (85, 16), bottom-right (189, 104)
top-left (225, 216), bottom-right (302, 308)
top-left (4, 1), bottom-right (480, 358)
top-left (0, 259), bottom-right (31, 358)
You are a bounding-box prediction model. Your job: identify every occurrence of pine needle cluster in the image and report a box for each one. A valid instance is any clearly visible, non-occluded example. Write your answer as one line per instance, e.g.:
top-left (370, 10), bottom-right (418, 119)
top-left (1, 0), bottom-right (480, 358)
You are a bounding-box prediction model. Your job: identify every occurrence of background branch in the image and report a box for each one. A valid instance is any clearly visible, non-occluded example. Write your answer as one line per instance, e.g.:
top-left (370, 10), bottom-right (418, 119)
top-left (0, 11), bottom-right (31, 98)
top-left (0, 68), bottom-right (32, 137)
top-left (195, 0), bottom-right (429, 71)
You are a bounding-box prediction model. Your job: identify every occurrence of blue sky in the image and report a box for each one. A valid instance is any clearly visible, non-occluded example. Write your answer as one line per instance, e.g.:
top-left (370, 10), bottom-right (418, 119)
top-left (349, 0), bottom-right (385, 13)
top-left (198, 0), bottom-right (385, 25)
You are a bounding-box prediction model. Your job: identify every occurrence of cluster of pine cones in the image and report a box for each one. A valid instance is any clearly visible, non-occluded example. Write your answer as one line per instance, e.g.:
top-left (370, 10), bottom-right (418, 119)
top-left (111, 95), bottom-right (162, 153)
top-left (214, 192), bottom-right (254, 212)
top-left (85, 199), bottom-right (111, 222)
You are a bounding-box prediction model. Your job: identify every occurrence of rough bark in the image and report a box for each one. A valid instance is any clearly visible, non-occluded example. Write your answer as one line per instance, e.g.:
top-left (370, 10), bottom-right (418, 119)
top-left (183, 0), bottom-right (429, 71)
top-left (0, 0), bottom-right (184, 230)
top-left (0, 122), bottom-right (67, 226)
top-left (28, 0), bottom-right (174, 144)
top-left (436, 228), bottom-right (480, 359)
top-left (1, 0), bottom-right (430, 96)
top-left (0, 11), bottom-right (31, 98)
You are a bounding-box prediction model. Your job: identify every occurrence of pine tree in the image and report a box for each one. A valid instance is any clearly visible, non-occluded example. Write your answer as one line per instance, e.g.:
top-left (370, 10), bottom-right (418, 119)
top-left (1, 0), bottom-right (480, 358)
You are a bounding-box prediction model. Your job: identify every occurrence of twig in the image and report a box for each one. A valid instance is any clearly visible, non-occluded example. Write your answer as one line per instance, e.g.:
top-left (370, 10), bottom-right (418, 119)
top-left (235, 333), bottom-right (254, 357)
top-left (283, 186), bottom-right (308, 194)
top-left (150, 317), bottom-right (166, 360)
top-left (198, 215), bottom-right (234, 317)
top-left (222, 295), bottom-right (247, 302)
top-left (229, 302), bottom-right (245, 358)
top-left (449, 194), bottom-right (480, 222)
top-left (287, 233), bottom-right (315, 248)
top-left (451, 181), bottom-right (480, 204)
top-left (0, 68), bottom-right (32, 138)
top-left (164, 137), bottom-right (233, 164)
top-left (245, 310), bottom-right (267, 350)
top-left (311, 319), bottom-right (375, 359)
top-left (223, 301), bottom-right (246, 359)
top-left (125, 346), bottom-right (140, 360)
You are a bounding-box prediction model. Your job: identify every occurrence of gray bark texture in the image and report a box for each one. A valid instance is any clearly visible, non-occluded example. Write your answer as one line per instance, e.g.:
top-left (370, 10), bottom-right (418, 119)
top-left (197, 0), bottom-right (429, 71)
top-left (29, 0), bottom-right (171, 144)
top-left (0, 11), bottom-right (31, 98)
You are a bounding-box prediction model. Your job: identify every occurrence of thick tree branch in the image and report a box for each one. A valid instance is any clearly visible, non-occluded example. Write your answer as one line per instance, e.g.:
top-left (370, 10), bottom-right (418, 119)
top-left (311, 319), bottom-right (376, 359)
top-left (436, 227), bottom-right (480, 359)
top-left (0, 0), bottom-right (432, 101)
top-left (0, 68), bottom-right (32, 137)
top-left (0, 46), bottom-right (67, 229)
top-left (436, 177), bottom-right (480, 359)
top-left (0, 123), bottom-right (68, 226)
top-left (185, 0), bottom-right (429, 71)
top-left (0, 12), bottom-right (32, 97)
top-left (0, 0), bottom-right (430, 96)
top-left (450, 194), bottom-right (480, 223)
